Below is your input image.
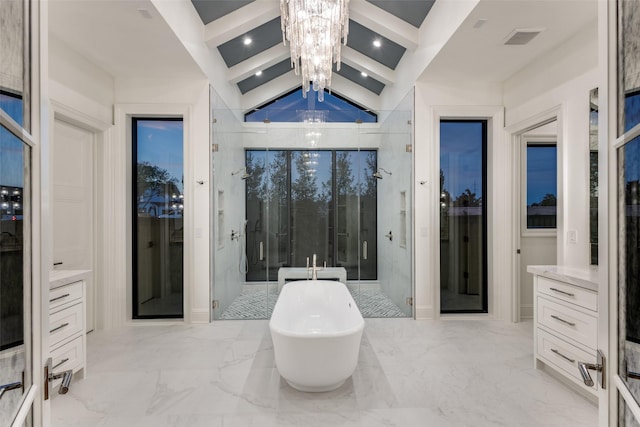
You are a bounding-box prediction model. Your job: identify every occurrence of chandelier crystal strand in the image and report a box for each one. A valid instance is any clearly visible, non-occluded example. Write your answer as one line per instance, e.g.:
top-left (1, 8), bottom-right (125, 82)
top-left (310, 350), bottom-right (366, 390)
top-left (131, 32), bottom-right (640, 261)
top-left (280, 0), bottom-right (349, 102)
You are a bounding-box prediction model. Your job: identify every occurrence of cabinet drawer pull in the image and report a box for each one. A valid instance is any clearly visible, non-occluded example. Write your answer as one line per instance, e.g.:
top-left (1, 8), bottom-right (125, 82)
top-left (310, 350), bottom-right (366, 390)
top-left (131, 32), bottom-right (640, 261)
top-left (50, 322), bottom-right (70, 334)
top-left (53, 358), bottom-right (69, 370)
top-left (550, 315), bottom-right (576, 327)
top-left (549, 287), bottom-right (575, 297)
top-left (49, 293), bottom-right (70, 303)
top-left (551, 348), bottom-right (575, 363)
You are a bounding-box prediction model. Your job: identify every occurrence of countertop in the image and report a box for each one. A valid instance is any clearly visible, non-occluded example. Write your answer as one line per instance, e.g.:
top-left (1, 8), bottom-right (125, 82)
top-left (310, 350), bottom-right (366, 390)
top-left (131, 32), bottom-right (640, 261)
top-left (49, 269), bottom-right (91, 289)
top-left (527, 265), bottom-right (600, 292)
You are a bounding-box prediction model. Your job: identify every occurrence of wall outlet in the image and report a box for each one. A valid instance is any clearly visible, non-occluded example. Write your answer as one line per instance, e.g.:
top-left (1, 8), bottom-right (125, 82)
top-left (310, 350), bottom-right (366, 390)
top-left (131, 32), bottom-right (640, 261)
top-left (567, 230), bottom-right (577, 244)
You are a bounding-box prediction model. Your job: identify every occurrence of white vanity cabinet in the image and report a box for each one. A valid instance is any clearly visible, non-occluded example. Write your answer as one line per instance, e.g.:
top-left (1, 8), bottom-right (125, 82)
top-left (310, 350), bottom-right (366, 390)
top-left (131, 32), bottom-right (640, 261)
top-left (49, 270), bottom-right (89, 388)
top-left (528, 266), bottom-right (599, 399)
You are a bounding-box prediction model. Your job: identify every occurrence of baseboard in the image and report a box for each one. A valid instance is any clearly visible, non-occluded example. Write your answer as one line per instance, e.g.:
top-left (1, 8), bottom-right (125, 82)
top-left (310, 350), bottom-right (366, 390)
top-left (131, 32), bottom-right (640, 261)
top-left (415, 305), bottom-right (433, 319)
top-left (520, 304), bottom-right (534, 319)
top-left (190, 309), bottom-right (210, 323)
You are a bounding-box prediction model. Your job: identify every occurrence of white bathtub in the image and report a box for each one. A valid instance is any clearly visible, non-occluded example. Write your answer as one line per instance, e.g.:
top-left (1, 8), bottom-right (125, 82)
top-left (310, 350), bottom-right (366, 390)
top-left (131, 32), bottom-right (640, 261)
top-left (269, 280), bottom-right (365, 392)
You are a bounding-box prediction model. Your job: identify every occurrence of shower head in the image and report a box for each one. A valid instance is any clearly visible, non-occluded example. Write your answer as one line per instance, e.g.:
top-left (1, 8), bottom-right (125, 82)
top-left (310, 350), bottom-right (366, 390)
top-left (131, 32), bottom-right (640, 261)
top-left (373, 168), bottom-right (392, 179)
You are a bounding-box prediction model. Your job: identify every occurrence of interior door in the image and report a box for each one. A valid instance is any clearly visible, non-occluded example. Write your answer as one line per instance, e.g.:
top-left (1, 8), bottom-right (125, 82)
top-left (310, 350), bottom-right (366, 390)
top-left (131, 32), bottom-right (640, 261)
top-left (52, 119), bottom-right (95, 332)
top-left (519, 132), bottom-right (558, 320)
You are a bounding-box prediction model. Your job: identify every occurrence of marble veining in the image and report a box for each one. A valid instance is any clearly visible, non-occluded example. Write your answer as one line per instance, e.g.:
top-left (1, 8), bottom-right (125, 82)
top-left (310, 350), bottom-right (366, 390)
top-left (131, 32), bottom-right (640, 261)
top-left (51, 319), bottom-right (597, 427)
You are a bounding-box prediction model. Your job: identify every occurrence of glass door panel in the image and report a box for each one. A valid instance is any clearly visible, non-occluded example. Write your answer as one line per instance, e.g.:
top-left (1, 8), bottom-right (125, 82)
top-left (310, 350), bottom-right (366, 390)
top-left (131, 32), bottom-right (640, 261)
top-left (618, 135), bottom-right (640, 419)
top-left (290, 150), bottom-right (332, 267)
top-left (133, 118), bottom-right (184, 318)
top-left (0, 125), bottom-right (31, 426)
top-left (440, 120), bottom-right (487, 313)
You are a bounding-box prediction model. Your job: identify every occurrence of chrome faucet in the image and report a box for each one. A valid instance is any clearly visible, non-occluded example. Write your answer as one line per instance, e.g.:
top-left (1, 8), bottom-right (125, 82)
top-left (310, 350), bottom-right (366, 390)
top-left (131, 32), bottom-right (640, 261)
top-left (306, 254), bottom-right (324, 280)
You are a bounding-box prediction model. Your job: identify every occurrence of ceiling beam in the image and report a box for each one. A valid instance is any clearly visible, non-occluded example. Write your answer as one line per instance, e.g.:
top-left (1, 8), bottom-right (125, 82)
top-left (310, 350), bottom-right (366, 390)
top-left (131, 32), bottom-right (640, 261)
top-left (341, 46), bottom-right (395, 86)
top-left (349, 0), bottom-right (419, 51)
top-left (330, 74), bottom-right (381, 112)
top-left (204, 0), bottom-right (280, 48)
top-left (227, 44), bottom-right (291, 84)
top-left (241, 71), bottom-right (300, 112)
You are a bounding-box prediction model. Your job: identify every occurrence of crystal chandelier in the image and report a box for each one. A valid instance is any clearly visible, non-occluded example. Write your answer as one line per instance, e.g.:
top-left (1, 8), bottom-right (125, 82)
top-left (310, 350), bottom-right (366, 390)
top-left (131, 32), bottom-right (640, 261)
top-left (280, 0), bottom-right (350, 102)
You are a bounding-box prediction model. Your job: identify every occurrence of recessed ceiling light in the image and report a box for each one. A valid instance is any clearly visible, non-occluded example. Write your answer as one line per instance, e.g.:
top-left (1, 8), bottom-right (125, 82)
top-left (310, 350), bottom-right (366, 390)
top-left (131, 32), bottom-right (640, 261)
top-left (244, 37), bottom-right (252, 45)
top-left (361, 71), bottom-right (368, 77)
top-left (255, 70), bottom-right (263, 76)
top-left (373, 39), bottom-right (382, 48)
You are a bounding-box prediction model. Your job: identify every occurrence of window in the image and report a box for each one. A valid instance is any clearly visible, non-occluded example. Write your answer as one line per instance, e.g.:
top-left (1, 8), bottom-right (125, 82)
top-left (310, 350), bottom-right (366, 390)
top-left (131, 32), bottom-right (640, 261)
top-left (526, 143), bottom-right (557, 229)
top-left (245, 149), bottom-right (377, 281)
top-left (244, 87), bottom-right (377, 123)
top-left (440, 120), bottom-right (488, 313)
top-left (132, 118), bottom-right (184, 318)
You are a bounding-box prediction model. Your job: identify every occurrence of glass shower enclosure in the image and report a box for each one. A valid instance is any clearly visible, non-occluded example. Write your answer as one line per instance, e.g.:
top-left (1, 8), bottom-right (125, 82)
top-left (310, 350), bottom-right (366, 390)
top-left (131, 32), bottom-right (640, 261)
top-left (209, 87), bottom-right (414, 320)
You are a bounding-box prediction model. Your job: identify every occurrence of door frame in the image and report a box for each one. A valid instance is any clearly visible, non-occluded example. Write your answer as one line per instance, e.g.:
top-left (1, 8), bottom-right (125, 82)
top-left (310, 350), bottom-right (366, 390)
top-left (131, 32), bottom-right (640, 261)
top-left (428, 105), bottom-right (504, 320)
top-left (505, 106), bottom-right (563, 323)
top-left (50, 101), bottom-right (110, 332)
top-left (517, 132), bottom-right (559, 321)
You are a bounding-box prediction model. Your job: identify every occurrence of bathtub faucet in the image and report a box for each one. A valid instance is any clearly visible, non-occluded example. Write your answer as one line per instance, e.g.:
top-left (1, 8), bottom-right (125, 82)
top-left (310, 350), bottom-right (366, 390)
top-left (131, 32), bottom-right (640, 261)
top-left (307, 254), bottom-right (325, 280)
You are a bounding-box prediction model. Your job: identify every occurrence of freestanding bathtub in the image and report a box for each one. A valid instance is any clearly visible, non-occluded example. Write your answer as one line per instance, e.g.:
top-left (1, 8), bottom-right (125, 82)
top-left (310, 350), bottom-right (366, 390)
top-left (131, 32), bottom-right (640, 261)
top-left (269, 280), bottom-right (365, 392)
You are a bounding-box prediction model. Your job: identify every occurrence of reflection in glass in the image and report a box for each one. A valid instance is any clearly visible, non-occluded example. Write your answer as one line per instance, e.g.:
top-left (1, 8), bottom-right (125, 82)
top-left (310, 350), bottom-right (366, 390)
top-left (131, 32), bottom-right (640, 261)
top-left (618, 0), bottom-right (640, 135)
top-left (0, 124), bottom-right (31, 425)
top-left (440, 120), bottom-right (487, 313)
top-left (0, 1), bottom-right (30, 130)
top-left (133, 118), bottom-right (184, 318)
top-left (526, 144), bottom-right (557, 229)
top-left (620, 393), bottom-right (640, 427)
top-left (245, 149), bottom-right (377, 282)
top-left (590, 88), bottom-right (599, 265)
top-left (619, 135), bottom-right (640, 406)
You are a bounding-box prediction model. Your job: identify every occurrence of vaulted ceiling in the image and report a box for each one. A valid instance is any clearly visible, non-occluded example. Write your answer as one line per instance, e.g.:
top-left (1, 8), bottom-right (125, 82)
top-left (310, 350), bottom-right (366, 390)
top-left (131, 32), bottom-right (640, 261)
top-left (48, 0), bottom-right (598, 115)
top-left (191, 0), bottom-right (434, 105)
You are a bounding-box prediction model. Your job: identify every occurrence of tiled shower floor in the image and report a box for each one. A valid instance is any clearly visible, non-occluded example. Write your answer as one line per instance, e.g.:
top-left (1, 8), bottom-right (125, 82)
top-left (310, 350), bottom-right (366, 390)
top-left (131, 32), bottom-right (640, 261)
top-left (219, 285), bottom-right (407, 319)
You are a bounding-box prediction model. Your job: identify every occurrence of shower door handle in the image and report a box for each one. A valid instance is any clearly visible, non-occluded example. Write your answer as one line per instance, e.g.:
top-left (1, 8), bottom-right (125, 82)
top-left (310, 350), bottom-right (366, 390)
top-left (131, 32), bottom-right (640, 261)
top-left (259, 242), bottom-right (264, 261)
top-left (362, 241), bottom-right (368, 260)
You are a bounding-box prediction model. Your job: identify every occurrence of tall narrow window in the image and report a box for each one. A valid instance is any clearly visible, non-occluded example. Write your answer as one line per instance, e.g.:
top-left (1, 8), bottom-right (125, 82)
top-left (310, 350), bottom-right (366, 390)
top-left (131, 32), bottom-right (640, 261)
top-left (526, 143), bottom-right (557, 229)
top-left (132, 118), bottom-right (184, 318)
top-left (440, 120), bottom-right (487, 313)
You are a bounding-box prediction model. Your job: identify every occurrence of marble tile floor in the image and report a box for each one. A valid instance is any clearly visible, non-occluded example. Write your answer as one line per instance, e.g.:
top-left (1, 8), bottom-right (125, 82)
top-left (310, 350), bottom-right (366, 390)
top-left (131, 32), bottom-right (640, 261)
top-left (51, 319), bottom-right (597, 427)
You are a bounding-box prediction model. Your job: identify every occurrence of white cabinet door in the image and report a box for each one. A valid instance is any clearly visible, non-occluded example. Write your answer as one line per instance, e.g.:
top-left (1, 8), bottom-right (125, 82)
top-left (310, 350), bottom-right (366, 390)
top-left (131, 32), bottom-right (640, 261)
top-left (52, 119), bottom-right (95, 332)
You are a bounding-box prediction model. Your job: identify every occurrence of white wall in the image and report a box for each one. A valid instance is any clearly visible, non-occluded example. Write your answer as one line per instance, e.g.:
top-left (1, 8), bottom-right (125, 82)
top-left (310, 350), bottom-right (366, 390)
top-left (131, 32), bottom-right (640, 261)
top-left (411, 18), bottom-right (598, 321)
top-left (504, 20), bottom-right (598, 268)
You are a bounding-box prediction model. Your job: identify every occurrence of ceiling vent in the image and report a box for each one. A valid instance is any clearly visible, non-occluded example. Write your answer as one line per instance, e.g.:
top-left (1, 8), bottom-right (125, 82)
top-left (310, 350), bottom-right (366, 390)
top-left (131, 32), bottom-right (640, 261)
top-left (504, 28), bottom-right (544, 45)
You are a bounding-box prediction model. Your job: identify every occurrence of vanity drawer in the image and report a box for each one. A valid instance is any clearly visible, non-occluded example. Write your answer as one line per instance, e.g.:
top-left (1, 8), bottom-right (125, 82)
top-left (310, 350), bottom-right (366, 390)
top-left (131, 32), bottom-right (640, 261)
top-left (537, 276), bottom-right (597, 312)
top-left (50, 335), bottom-right (84, 373)
top-left (536, 328), bottom-right (597, 390)
top-left (49, 281), bottom-right (83, 310)
top-left (49, 303), bottom-right (84, 347)
top-left (537, 296), bottom-right (597, 348)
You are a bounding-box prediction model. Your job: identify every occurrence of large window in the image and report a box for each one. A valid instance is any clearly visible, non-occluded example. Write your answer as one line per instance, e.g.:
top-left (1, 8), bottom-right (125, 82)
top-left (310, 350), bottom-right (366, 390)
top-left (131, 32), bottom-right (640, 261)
top-left (132, 118), bottom-right (184, 318)
top-left (245, 149), bottom-right (377, 281)
top-left (244, 88), bottom-right (377, 123)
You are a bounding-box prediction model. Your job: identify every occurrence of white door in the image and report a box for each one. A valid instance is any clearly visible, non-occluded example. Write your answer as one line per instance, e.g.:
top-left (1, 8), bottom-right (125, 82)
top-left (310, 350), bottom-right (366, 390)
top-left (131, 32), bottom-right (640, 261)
top-left (52, 119), bottom-right (95, 332)
top-left (518, 129), bottom-right (558, 321)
